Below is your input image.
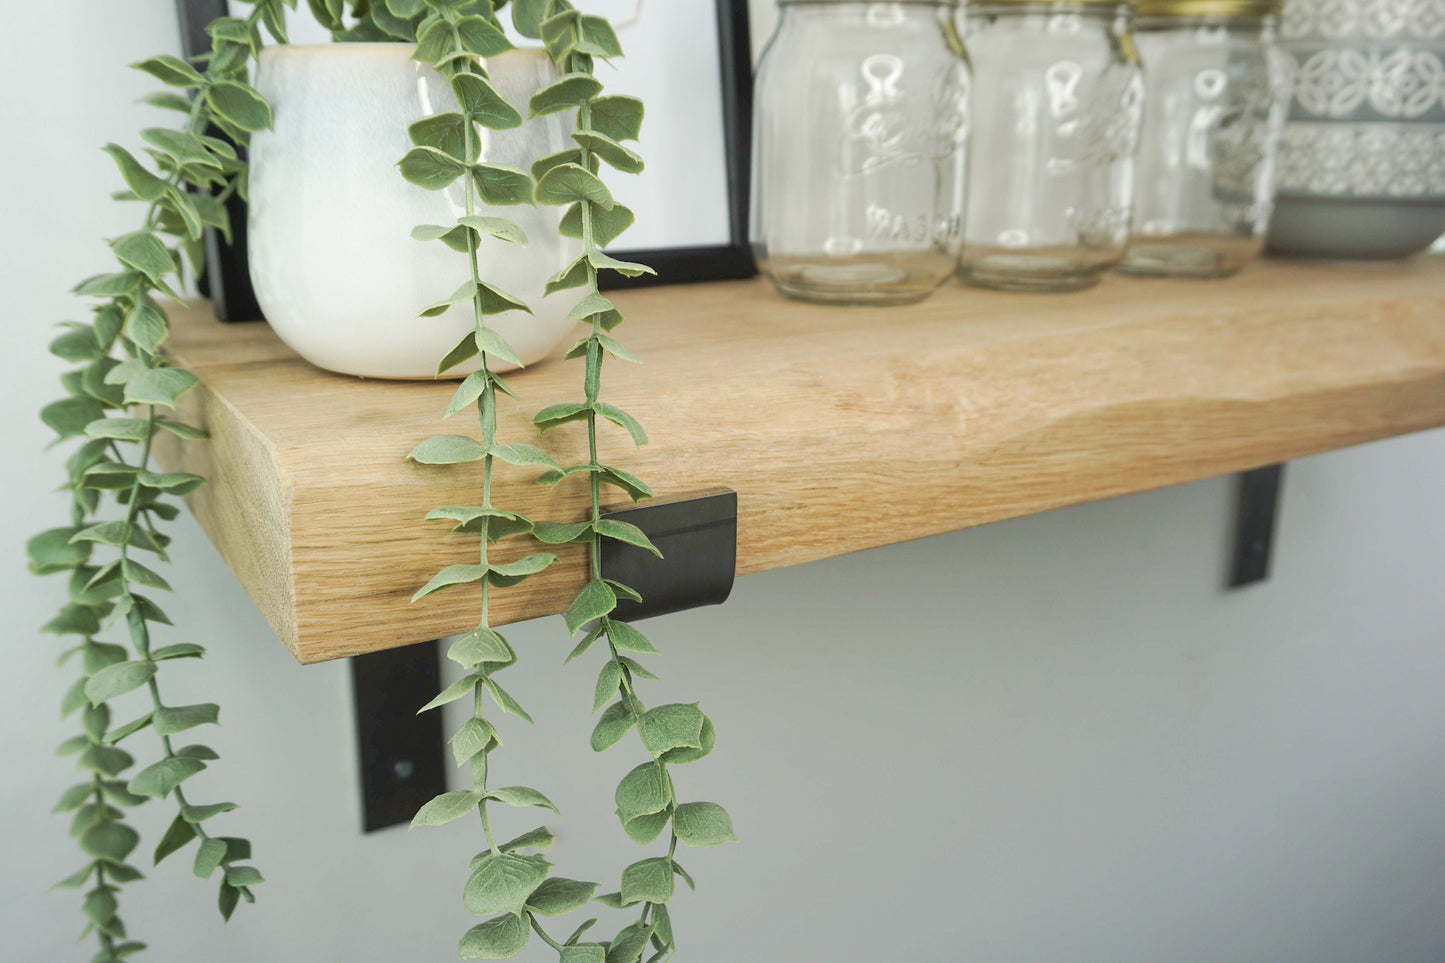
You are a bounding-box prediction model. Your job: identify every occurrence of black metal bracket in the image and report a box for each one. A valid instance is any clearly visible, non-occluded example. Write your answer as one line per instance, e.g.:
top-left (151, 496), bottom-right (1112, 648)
top-left (350, 642), bottom-right (447, 833)
top-left (1228, 463), bottom-right (1285, 588)
top-left (602, 488), bottom-right (739, 621)
top-left (349, 489), bottom-right (737, 831)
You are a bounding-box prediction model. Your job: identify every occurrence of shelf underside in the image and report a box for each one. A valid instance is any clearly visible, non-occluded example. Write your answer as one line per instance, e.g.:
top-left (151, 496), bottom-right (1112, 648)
top-left (155, 258), bottom-right (1445, 664)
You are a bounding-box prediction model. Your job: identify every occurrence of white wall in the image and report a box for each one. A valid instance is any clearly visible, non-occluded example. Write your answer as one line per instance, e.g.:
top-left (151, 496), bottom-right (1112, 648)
top-left (3, 2), bottom-right (1444, 961)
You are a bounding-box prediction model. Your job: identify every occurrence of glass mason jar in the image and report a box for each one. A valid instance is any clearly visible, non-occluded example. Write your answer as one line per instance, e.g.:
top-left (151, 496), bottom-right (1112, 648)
top-left (958, 0), bottom-right (1143, 292)
top-left (1120, 0), bottom-right (1289, 277)
top-left (750, 0), bottom-right (971, 305)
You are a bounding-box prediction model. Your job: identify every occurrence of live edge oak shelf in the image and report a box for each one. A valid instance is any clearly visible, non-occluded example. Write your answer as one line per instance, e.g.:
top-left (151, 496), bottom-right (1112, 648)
top-left (155, 258), bottom-right (1445, 665)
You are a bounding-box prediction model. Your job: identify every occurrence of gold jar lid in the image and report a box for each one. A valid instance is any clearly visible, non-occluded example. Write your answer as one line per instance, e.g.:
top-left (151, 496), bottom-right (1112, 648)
top-left (1134, 0), bottom-right (1279, 15)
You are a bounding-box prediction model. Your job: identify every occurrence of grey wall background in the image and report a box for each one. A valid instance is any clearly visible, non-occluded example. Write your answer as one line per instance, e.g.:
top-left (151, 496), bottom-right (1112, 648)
top-left (3, 2), bottom-right (1444, 961)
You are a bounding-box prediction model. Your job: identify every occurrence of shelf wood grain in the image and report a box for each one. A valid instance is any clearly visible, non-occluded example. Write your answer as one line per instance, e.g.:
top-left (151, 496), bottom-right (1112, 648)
top-left (155, 258), bottom-right (1445, 664)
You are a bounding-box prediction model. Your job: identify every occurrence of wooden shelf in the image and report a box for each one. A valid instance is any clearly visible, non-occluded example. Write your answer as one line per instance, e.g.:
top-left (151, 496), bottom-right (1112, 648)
top-left (157, 258), bottom-right (1445, 664)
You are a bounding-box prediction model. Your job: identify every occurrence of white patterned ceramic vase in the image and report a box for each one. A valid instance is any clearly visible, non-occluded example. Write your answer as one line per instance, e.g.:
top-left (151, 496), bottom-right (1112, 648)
top-left (249, 45), bottom-right (581, 379)
top-left (1268, 0), bottom-right (1445, 257)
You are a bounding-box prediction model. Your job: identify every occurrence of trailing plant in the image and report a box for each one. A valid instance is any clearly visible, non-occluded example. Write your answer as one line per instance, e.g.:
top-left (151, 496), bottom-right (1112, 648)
top-left (397, 0), bottom-right (738, 959)
top-left (524, 1), bottom-right (740, 959)
top-left (29, 2), bottom-right (290, 957)
top-left (34, 1), bottom-right (737, 959)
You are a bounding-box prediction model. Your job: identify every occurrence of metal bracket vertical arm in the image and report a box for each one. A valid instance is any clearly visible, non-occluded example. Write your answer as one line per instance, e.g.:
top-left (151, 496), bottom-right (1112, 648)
top-left (1229, 463), bottom-right (1285, 588)
top-left (349, 641), bottom-right (448, 833)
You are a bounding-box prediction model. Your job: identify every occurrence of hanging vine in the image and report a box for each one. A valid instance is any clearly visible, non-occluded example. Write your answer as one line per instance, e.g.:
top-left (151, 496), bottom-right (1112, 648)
top-left (29, 2), bottom-right (290, 958)
top-left (35, 1), bottom-right (737, 960)
top-left (519, 2), bottom-right (739, 959)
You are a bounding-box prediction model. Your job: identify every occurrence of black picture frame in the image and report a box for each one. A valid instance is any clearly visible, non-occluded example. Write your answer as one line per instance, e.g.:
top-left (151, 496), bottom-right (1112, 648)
top-left (176, 0), bottom-right (757, 322)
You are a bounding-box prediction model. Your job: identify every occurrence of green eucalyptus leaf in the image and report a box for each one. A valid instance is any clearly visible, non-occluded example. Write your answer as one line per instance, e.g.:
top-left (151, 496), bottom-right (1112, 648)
top-left (83, 887), bottom-right (118, 925)
top-left (526, 877), bottom-right (598, 917)
top-left (484, 678), bottom-right (533, 724)
top-left (606, 621), bottom-right (657, 654)
top-left (639, 704), bottom-right (706, 756)
top-left (409, 113), bottom-right (473, 163)
top-left (85, 661), bottom-right (156, 705)
top-left (411, 790), bottom-right (484, 828)
top-left (529, 73), bottom-right (603, 117)
top-left (673, 801), bottom-right (737, 848)
top-left (615, 761), bottom-right (670, 820)
top-left (471, 164), bottom-right (535, 206)
top-left (560, 201), bottom-right (635, 248)
top-left (453, 74), bottom-right (523, 130)
top-left (50, 326), bottom-right (101, 363)
top-left (101, 145), bottom-right (166, 202)
top-left (134, 55), bottom-right (206, 88)
top-left (458, 912), bottom-right (530, 960)
top-left (620, 857), bottom-right (674, 905)
top-left (499, 826), bottom-right (555, 853)
top-left (110, 232), bottom-right (176, 287)
top-left (205, 82), bottom-right (273, 133)
top-left (419, 674), bottom-right (481, 713)
top-left (127, 755), bottom-right (206, 798)
top-left (565, 623), bottom-right (606, 663)
top-left (485, 785), bottom-right (560, 815)
top-left (80, 821), bottom-right (139, 862)
top-left (420, 279), bottom-right (476, 317)
top-left (594, 660), bottom-right (622, 713)
top-left (464, 852), bottom-right (550, 916)
top-left (593, 402), bottom-right (647, 446)
top-left (78, 745), bottom-right (134, 778)
top-left (459, 215), bottom-right (527, 245)
top-left (589, 249), bottom-right (656, 278)
top-left (414, 564), bottom-right (489, 600)
top-left (409, 434), bottom-right (488, 464)
top-left (182, 801), bottom-right (238, 823)
top-left (660, 715), bottom-right (716, 765)
top-left (154, 813), bottom-right (198, 865)
top-left (591, 96), bottom-right (645, 143)
top-left (413, 222), bottom-right (474, 254)
top-left (531, 148), bottom-right (584, 182)
top-left (456, 15), bottom-right (514, 56)
top-left (450, 718), bottom-right (496, 766)
top-left (141, 129), bottom-right (221, 170)
top-left (512, 0), bottom-right (551, 38)
top-left (29, 527), bottom-right (91, 574)
top-left (532, 520), bottom-right (590, 545)
top-left (436, 329), bottom-right (480, 374)
top-left (122, 367), bottom-right (197, 408)
top-left (533, 400), bottom-right (590, 433)
top-left (447, 625), bottom-right (514, 667)
top-left (53, 782), bottom-right (93, 813)
top-left (576, 15), bottom-right (623, 57)
top-left (153, 703), bottom-right (220, 736)
top-left (400, 146), bottom-right (466, 190)
top-left (590, 701), bottom-right (634, 751)
top-left (224, 865), bottom-right (264, 887)
top-left (218, 881), bottom-right (241, 921)
top-left (193, 837), bottom-right (227, 879)
top-left (105, 712), bottom-right (154, 744)
top-left (561, 944), bottom-right (606, 963)
top-left (573, 131), bottom-right (643, 174)
top-left (566, 579), bottom-right (617, 635)
top-left (594, 519), bottom-right (659, 556)
top-left (40, 397), bottom-right (104, 441)
top-left (535, 163), bottom-right (614, 209)
top-left (544, 254), bottom-right (591, 296)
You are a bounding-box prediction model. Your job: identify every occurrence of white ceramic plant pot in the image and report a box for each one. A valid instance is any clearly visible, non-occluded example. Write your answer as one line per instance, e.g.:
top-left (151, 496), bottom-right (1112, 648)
top-left (248, 44), bottom-right (580, 379)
